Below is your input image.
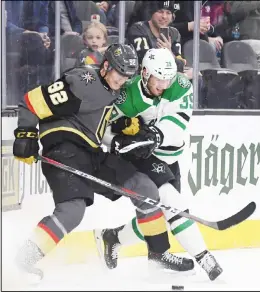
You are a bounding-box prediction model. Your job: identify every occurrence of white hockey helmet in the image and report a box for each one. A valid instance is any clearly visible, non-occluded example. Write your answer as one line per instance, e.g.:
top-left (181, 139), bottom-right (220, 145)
top-left (141, 48), bottom-right (177, 88)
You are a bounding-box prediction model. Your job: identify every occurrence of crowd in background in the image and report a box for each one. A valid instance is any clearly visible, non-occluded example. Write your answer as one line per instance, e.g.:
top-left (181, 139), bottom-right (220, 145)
top-left (3, 0), bottom-right (260, 109)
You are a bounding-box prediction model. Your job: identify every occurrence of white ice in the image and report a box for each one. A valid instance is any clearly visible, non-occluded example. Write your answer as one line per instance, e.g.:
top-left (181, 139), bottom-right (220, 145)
top-left (3, 208), bottom-right (260, 291)
top-left (3, 247), bottom-right (260, 291)
top-left (3, 192), bottom-right (260, 291)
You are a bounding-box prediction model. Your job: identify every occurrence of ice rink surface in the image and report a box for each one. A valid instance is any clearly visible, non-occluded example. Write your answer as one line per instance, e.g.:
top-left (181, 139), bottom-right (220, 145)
top-left (2, 197), bottom-right (260, 291)
top-left (26, 248), bottom-right (260, 291)
top-left (3, 240), bottom-right (260, 291)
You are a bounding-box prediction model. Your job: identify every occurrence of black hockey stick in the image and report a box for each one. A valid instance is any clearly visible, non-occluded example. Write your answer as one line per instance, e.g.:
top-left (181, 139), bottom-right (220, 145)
top-left (38, 155), bottom-right (256, 231)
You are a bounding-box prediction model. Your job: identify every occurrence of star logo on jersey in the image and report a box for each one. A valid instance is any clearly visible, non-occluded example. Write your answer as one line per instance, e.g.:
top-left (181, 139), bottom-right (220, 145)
top-left (149, 54), bottom-right (155, 60)
top-left (81, 72), bottom-right (96, 85)
top-left (151, 163), bottom-right (166, 174)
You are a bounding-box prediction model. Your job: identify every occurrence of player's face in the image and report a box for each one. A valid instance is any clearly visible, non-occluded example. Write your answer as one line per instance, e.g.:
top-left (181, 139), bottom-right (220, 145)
top-left (147, 75), bottom-right (172, 96)
top-left (105, 69), bottom-right (129, 91)
top-left (151, 9), bottom-right (173, 29)
top-left (84, 27), bottom-right (106, 51)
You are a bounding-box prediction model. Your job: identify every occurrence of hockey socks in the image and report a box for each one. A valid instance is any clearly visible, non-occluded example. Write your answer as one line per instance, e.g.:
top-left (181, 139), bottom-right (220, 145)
top-left (118, 183), bottom-right (207, 257)
top-left (15, 215), bottom-right (66, 275)
top-left (135, 210), bottom-right (170, 253)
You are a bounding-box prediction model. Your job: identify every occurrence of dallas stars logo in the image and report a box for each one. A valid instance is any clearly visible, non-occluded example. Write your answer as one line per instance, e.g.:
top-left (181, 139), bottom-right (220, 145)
top-left (151, 163), bottom-right (166, 174)
top-left (81, 72), bottom-right (96, 85)
top-left (178, 75), bottom-right (191, 89)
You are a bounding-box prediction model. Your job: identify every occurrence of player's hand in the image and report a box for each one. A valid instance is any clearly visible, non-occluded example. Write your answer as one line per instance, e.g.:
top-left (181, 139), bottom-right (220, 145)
top-left (111, 125), bottom-right (163, 159)
top-left (111, 116), bottom-right (142, 136)
top-left (13, 127), bottom-right (39, 165)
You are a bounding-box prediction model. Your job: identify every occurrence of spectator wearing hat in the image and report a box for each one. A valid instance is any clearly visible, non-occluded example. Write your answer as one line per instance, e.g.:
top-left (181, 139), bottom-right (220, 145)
top-left (127, 1), bottom-right (224, 54)
top-left (126, 0), bottom-right (186, 73)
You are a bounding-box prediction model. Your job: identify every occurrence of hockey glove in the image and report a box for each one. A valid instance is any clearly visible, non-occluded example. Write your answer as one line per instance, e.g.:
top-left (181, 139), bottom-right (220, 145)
top-left (13, 127), bottom-right (39, 165)
top-left (111, 125), bottom-right (163, 159)
top-left (111, 116), bottom-right (142, 136)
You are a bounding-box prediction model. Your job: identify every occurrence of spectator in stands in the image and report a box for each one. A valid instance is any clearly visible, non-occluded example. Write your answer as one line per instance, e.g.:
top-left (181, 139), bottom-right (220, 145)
top-left (48, 1), bottom-right (82, 37)
top-left (5, 1), bottom-right (53, 97)
top-left (200, 1), bottom-right (225, 57)
top-left (76, 22), bottom-right (108, 66)
top-left (127, 1), bottom-right (224, 56)
top-left (107, 1), bottom-right (131, 29)
top-left (225, 1), bottom-right (260, 40)
top-left (221, 1), bottom-right (260, 67)
top-left (126, 0), bottom-right (186, 74)
top-left (91, 1), bottom-right (111, 25)
top-left (92, 1), bottom-right (119, 26)
top-left (6, 0), bottom-right (50, 50)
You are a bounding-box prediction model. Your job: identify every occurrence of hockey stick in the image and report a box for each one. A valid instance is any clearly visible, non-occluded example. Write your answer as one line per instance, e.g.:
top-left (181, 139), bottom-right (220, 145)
top-left (38, 155), bottom-right (256, 231)
top-left (119, 140), bottom-right (154, 154)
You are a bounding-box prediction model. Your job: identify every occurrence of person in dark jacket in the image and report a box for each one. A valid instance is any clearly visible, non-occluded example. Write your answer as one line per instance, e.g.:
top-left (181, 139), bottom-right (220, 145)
top-left (126, 1), bottom-right (186, 74)
top-left (126, 1), bottom-right (223, 50)
top-left (6, 0), bottom-right (50, 47)
top-left (5, 0), bottom-right (53, 101)
top-left (48, 1), bottom-right (82, 37)
top-left (92, 1), bottom-right (118, 25)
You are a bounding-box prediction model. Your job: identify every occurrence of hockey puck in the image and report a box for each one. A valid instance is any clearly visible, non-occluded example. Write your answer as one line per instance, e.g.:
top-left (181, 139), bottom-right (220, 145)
top-left (172, 285), bottom-right (184, 290)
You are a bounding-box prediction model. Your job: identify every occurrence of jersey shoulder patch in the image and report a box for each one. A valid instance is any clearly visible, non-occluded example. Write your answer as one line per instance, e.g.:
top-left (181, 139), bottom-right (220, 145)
top-left (115, 90), bottom-right (127, 105)
top-left (177, 74), bottom-right (191, 89)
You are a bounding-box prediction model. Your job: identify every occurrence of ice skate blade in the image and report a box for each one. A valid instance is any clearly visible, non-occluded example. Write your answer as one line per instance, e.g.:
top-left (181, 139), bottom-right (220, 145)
top-left (93, 229), bottom-right (107, 268)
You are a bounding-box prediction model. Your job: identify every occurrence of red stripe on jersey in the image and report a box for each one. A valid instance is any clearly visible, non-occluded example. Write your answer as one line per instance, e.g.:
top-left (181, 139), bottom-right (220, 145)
top-left (24, 92), bottom-right (36, 115)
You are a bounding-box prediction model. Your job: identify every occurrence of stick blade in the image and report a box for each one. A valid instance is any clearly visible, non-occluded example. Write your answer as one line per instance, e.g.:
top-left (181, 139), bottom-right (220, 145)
top-left (216, 201), bottom-right (256, 231)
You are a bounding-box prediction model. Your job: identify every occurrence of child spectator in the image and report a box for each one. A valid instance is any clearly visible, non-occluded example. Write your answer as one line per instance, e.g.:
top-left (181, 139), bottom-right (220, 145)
top-left (77, 22), bottom-right (108, 66)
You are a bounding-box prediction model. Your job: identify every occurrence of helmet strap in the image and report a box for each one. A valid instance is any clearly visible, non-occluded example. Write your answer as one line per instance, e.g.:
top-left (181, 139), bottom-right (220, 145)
top-left (141, 68), bottom-right (152, 95)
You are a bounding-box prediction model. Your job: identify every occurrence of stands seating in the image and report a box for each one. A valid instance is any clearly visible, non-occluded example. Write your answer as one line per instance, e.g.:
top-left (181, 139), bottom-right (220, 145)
top-left (60, 34), bottom-right (85, 74)
top-left (223, 41), bottom-right (260, 109)
top-left (73, 1), bottom-right (102, 22)
top-left (183, 39), bottom-right (242, 109)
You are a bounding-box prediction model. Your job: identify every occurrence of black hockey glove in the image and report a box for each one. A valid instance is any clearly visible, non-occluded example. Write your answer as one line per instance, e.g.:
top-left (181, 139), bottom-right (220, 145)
top-left (111, 116), bottom-right (143, 136)
top-left (13, 127), bottom-right (39, 165)
top-left (111, 125), bottom-right (163, 159)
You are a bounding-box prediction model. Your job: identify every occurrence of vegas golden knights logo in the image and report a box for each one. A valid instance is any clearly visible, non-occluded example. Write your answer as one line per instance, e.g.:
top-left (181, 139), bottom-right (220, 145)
top-left (96, 106), bottom-right (113, 143)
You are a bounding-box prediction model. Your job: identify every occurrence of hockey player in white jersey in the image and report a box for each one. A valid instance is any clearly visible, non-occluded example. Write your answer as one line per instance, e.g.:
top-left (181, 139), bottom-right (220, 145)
top-left (94, 48), bottom-right (223, 281)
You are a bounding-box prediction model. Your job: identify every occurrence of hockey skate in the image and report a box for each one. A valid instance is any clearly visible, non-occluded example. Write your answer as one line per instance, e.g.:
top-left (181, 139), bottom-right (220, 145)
top-left (14, 239), bottom-right (44, 285)
top-left (148, 250), bottom-right (195, 273)
top-left (94, 227), bottom-right (123, 269)
top-left (196, 251), bottom-right (223, 281)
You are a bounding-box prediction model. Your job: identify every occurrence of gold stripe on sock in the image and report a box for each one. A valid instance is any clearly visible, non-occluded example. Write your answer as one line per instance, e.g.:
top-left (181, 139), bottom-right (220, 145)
top-left (31, 225), bottom-right (58, 255)
top-left (138, 212), bottom-right (167, 236)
